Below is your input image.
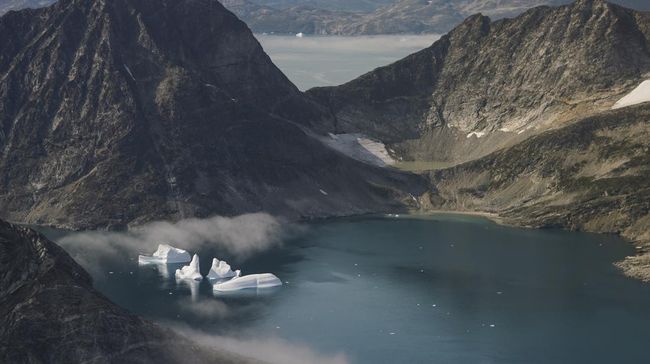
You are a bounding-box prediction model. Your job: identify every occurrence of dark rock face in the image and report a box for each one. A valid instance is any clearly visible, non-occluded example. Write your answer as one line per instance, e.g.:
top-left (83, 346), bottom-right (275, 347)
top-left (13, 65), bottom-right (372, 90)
top-left (0, 219), bottom-right (254, 363)
top-left (308, 0), bottom-right (650, 163)
top-left (0, 0), bottom-right (425, 229)
top-left (425, 104), bottom-right (650, 280)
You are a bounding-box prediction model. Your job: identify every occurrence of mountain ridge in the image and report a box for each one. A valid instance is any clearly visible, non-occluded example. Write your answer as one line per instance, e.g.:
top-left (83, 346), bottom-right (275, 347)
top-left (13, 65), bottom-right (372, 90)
top-left (0, 0), bottom-right (425, 229)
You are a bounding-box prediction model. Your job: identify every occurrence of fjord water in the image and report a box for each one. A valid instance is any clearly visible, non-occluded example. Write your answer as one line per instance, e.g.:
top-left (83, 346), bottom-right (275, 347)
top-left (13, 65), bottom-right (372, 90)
top-left (44, 215), bottom-right (650, 363)
top-left (256, 35), bottom-right (440, 90)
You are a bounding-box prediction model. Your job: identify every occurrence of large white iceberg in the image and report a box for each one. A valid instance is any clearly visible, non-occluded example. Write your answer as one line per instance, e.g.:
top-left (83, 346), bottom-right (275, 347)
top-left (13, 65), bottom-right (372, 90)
top-left (212, 273), bottom-right (282, 292)
top-left (206, 258), bottom-right (239, 280)
top-left (138, 244), bottom-right (191, 264)
top-left (175, 254), bottom-right (203, 281)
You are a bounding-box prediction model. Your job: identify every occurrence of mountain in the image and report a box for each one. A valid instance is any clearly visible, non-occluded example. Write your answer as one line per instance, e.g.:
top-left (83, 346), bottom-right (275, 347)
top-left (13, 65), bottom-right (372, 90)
top-left (308, 0), bottom-right (650, 279)
top-left (0, 0), bottom-right (425, 229)
top-left (308, 0), bottom-right (650, 164)
top-left (0, 219), bottom-right (255, 363)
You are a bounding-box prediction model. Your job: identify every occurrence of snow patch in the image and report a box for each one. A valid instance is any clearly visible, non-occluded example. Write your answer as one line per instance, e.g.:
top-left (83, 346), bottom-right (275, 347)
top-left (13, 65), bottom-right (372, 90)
top-left (612, 80), bottom-right (650, 109)
top-left (124, 64), bottom-right (136, 81)
top-left (138, 244), bottom-right (191, 264)
top-left (466, 131), bottom-right (487, 139)
top-left (212, 273), bottom-right (282, 292)
top-left (322, 133), bottom-right (394, 167)
top-left (175, 254), bottom-right (203, 281)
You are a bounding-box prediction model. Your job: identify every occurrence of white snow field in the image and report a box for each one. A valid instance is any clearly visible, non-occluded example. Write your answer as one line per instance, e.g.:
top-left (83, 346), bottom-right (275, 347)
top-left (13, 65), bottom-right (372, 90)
top-left (138, 244), bottom-right (191, 264)
top-left (321, 133), bottom-right (395, 167)
top-left (175, 254), bottom-right (203, 281)
top-left (212, 273), bottom-right (282, 292)
top-left (207, 258), bottom-right (240, 280)
top-left (612, 80), bottom-right (650, 109)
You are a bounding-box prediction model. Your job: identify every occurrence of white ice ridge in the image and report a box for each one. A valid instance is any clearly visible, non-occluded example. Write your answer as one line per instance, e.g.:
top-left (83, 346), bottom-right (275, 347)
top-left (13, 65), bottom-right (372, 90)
top-left (212, 273), bottom-right (282, 292)
top-left (612, 80), bottom-right (650, 109)
top-left (138, 244), bottom-right (191, 264)
top-left (175, 254), bottom-right (203, 281)
top-left (207, 258), bottom-right (240, 280)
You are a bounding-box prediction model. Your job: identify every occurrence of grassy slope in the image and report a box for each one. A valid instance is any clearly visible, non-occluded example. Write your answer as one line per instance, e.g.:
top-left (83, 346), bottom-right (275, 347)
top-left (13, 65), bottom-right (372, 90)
top-left (426, 103), bottom-right (650, 280)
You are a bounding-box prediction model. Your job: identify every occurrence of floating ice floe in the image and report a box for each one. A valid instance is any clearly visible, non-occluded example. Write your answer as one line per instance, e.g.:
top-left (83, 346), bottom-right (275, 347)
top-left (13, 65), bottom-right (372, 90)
top-left (207, 258), bottom-right (240, 280)
top-left (175, 254), bottom-right (203, 281)
top-left (212, 273), bottom-right (282, 292)
top-left (296, 32), bottom-right (304, 38)
top-left (138, 244), bottom-right (191, 264)
top-left (612, 80), bottom-right (650, 109)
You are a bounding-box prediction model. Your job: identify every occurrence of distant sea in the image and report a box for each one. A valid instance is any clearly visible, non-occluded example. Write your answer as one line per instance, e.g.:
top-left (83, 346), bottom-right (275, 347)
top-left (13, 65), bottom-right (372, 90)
top-left (256, 34), bottom-right (440, 90)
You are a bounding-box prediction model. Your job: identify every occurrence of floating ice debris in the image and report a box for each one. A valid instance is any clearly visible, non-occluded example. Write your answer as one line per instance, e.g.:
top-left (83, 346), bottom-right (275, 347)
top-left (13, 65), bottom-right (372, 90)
top-left (295, 32), bottom-right (304, 38)
top-left (175, 254), bottom-right (203, 281)
top-left (212, 273), bottom-right (282, 292)
top-left (139, 244), bottom-right (191, 264)
top-left (207, 258), bottom-right (239, 280)
top-left (490, 324), bottom-right (496, 328)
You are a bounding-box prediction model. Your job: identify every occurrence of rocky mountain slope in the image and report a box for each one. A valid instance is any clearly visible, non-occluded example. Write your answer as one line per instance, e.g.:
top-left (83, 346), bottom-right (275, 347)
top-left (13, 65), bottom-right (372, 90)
top-left (422, 103), bottom-right (650, 280)
top-left (0, 219), bottom-right (256, 363)
top-left (0, 0), bottom-right (425, 229)
top-left (309, 0), bottom-right (650, 164)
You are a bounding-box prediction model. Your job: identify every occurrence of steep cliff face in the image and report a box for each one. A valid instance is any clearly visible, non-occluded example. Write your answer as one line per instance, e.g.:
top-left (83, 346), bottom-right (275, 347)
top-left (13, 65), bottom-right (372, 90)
top-left (309, 0), bottom-right (650, 163)
top-left (425, 104), bottom-right (650, 280)
top-left (0, 0), bottom-right (425, 229)
top-left (0, 219), bottom-right (254, 363)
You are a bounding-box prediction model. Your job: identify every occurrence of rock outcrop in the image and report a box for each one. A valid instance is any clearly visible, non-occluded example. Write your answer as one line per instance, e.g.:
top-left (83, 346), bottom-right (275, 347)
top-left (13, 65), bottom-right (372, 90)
top-left (0, 219), bottom-right (255, 363)
top-left (0, 0), bottom-right (425, 229)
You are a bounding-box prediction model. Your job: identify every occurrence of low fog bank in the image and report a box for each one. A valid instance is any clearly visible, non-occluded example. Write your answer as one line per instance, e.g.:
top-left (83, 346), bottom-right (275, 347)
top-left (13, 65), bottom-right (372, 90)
top-left (57, 213), bottom-right (298, 272)
top-left (171, 324), bottom-right (350, 364)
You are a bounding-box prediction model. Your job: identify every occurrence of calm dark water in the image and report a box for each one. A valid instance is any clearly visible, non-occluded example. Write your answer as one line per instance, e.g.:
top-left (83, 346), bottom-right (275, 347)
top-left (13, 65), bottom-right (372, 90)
top-left (42, 215), bottom-right (650, 364)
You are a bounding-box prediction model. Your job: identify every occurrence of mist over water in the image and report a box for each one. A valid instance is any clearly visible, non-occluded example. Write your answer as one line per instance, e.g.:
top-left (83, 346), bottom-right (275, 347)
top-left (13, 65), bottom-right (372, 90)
top-left (257, 35), bottom-right (440, 90)
top-left (42, 215), bottom-right (650, 364)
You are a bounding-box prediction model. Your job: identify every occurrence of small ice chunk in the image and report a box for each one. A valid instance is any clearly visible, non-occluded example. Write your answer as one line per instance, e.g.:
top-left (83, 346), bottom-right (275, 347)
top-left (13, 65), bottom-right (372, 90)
top-left (212, 273), bottom-right (282, 292)
top-left (138, 244), bottom-right (191, 264)
top-left (296, 32), bottom-right (304, 38)
top-left (175, 254), bottom-right (203, 281)
top-left (207, 258), bottom-right (238, 280)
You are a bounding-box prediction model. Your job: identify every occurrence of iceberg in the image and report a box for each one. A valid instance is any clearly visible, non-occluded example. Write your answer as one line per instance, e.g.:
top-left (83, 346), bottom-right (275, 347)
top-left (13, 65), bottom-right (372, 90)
top-left (212, 273), bottom-right (282, 292)
top-left (175, 254), bottom-right (203, 281)
top-left (206, 258), bottom-right (239, 280)
top-left (138, 244), bottom-right (191, 264)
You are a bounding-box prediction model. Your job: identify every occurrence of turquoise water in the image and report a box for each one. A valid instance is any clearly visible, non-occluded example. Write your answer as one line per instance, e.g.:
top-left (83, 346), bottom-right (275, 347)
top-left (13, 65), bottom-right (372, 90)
top-left (44, 215), bottom-right (650, 363)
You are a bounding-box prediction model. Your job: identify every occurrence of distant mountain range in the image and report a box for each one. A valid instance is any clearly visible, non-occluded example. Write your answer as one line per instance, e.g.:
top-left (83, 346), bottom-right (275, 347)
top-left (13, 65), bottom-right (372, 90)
top-left (4, 0), bottom-right (650, 35)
